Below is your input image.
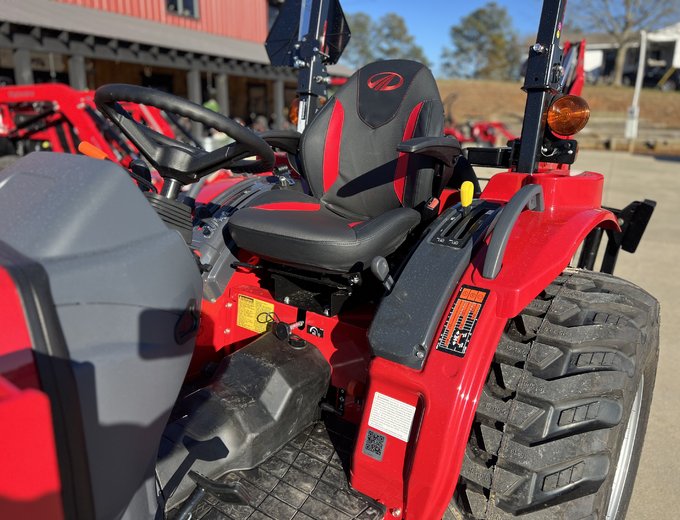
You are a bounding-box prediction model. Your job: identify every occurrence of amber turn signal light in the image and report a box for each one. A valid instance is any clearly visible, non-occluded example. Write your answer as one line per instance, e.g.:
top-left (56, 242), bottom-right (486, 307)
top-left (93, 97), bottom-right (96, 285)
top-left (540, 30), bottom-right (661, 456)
top-left (546, 95), bottom-right (590, 136)
top-left (289, 96), bottom-right (328, 126)
top-left (289, 97), bottom-right (300, 125)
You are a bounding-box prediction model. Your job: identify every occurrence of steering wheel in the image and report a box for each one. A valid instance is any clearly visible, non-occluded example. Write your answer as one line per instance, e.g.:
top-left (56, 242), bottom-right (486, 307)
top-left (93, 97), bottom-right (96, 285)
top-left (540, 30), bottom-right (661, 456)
top-left (94, 84), bottom-right (275, 189)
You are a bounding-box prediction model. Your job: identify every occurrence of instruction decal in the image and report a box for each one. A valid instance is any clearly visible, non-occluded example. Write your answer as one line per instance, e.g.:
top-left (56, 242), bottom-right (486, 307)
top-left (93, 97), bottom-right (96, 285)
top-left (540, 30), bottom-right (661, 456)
top-left (435, 285), bottom-right (489, 357)
top-left (236, 294), bottom-right (275, 334)
top-left (367, 392), bottom-right (416, 442)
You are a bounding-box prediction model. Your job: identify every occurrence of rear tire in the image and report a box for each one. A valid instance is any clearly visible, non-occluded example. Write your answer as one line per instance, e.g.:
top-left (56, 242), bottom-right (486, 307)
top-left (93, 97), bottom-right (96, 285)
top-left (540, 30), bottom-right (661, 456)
top-left (445, 268), bottom-right (659, 519)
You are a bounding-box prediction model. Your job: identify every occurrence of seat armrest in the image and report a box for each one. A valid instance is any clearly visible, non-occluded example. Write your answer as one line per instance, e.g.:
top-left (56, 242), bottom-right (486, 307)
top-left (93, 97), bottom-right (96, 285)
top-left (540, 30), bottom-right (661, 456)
top-left (397, 136), bottom-right (462, 167)
top-left (259, 130), bottom-right (302, 155)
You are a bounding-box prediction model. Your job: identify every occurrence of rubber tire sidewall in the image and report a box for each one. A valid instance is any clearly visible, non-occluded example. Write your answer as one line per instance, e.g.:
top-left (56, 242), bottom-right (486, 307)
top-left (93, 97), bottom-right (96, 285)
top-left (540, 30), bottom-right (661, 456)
top-left (605, 344), bottom-right (659, 519)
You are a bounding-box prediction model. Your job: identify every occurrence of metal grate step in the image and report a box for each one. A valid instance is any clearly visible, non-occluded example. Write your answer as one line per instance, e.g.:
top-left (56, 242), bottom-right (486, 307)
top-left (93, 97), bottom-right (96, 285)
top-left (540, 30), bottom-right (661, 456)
top-left (185, 421), bottom-right (384, 520)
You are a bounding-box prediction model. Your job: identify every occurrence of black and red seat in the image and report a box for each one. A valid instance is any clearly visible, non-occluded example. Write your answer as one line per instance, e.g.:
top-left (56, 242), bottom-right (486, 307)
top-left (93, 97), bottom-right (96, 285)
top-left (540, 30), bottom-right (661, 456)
top-left (228, 59), bottom-right (457, 272)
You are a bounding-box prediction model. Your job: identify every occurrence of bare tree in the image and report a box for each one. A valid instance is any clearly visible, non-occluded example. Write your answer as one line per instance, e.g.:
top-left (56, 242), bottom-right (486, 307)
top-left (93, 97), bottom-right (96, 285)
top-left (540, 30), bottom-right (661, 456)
top-left (573, 0), bottom-right (679, 85)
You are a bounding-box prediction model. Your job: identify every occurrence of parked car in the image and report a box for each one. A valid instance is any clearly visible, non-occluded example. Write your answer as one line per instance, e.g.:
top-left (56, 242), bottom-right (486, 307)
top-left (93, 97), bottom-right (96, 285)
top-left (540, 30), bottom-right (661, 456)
top-left (623, 65), bottom-right (680, 91)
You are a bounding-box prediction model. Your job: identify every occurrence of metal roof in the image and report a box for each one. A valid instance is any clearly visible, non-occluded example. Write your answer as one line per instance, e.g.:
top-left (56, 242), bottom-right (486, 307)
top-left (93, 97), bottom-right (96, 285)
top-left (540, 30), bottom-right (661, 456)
top-left (1, 0), bottom-right (270, 63)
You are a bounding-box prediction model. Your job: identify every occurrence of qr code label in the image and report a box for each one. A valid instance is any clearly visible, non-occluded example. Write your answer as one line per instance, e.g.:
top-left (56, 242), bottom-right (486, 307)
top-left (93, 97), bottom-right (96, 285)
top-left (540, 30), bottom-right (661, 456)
top-left (362, 429), bottom-right (386, 461)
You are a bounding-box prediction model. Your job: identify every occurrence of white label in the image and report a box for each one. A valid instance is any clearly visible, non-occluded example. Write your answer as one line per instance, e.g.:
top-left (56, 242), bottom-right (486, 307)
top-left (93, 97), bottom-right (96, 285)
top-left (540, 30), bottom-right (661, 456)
top-left (367, 392), bottom-right (416, 442)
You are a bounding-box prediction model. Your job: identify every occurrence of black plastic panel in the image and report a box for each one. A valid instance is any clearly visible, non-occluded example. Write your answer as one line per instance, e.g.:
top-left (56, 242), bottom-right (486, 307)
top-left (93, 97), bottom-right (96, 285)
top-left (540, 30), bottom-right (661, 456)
top-left (158, 333), bottom-right (331, 511)
top-left (0, 153), bottom-right (204, 520)
top-left (482, 184), bottom-right (544, 280)
top-left (368, 201), bottom-right (500, 370)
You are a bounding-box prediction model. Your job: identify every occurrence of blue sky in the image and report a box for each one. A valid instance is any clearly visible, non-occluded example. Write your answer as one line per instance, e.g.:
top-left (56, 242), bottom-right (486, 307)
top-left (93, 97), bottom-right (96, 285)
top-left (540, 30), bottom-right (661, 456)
top-left (342, 0), bottom-right (546, 70)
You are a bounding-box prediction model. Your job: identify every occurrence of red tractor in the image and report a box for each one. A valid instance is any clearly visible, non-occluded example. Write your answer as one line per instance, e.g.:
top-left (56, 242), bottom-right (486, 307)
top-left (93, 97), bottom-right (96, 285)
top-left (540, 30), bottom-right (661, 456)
top-left (0, 83), bottom-right (244, 195)
top-left (0, 83), bottom-right (178, 165)
top-left (0, 1), bottom-right (657, 520)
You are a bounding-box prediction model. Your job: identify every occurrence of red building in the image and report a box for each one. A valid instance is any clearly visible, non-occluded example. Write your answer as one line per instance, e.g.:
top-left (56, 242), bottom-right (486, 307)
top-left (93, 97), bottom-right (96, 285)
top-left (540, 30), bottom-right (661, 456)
top-left (56, 0), bottom-right (270, 42)
top-left (0, 0), bottom-right (321, 126)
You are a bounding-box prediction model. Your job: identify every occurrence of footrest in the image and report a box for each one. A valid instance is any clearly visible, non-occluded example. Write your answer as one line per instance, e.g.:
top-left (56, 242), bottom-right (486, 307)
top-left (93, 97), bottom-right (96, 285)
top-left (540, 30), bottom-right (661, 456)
top-left (185, 422), bottom-right (384, 519)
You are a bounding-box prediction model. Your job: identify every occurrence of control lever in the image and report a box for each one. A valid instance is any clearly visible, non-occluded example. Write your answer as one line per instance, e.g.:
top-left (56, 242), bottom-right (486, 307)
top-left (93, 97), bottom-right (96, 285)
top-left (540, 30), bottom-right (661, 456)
top-left (371, 256), bottom-right (394, 291)
top-left (460, 180), bottom-right (474, 216)
top-left (129, 159), bottom-right (156, 193)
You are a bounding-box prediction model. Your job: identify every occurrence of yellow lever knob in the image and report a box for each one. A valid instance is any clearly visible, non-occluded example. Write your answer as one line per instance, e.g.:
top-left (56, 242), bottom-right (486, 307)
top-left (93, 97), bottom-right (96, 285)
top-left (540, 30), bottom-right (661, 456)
top-left (460, 181), bottom-right (474, 208)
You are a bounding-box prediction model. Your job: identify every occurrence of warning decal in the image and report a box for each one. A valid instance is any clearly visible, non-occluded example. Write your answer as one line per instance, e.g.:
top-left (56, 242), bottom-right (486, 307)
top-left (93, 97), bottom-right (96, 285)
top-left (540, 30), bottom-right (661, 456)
top-left (367, 392), bottom-right (416, 442)
top-left (236, 294), bottom-right (275, 334)
top-left (435, 285), bottom-right (489, 357)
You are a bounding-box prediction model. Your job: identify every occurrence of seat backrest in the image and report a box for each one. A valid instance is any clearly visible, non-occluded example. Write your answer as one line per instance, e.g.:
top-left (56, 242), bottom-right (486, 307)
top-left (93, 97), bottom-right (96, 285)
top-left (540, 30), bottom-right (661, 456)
top-left (299, 60), bottom-right (444, 220)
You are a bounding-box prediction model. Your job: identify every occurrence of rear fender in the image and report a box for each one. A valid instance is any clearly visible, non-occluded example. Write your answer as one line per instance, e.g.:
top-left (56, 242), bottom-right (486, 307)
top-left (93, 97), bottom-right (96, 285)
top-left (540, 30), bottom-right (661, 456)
top-left (0, 266), bottom-right (64, 519)
top-left (195, 175), bottom-right (254, 205)
top-left (350, 170), bottom-right (618, 519)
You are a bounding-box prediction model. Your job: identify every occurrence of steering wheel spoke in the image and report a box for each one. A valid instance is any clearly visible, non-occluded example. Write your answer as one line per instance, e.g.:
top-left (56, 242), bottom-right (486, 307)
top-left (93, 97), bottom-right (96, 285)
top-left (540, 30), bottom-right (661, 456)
top-left (94, 84), bottom-right (275, 189)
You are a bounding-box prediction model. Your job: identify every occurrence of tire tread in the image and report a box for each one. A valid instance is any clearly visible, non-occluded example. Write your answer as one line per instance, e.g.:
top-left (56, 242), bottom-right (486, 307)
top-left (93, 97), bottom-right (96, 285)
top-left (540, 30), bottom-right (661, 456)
top-left (448, 269), bottom-right (660, 519)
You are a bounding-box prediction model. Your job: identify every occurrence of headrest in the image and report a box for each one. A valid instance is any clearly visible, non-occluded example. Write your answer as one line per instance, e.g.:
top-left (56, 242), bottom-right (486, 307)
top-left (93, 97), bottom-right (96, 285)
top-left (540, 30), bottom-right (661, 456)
top-left (350, 60), bottom-right (435, 129)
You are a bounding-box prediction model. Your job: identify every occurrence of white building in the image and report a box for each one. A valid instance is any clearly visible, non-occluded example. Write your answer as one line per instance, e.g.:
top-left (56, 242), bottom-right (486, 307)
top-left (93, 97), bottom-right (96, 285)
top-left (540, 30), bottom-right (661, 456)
top-left (579, 22), bottom-right (680, 86)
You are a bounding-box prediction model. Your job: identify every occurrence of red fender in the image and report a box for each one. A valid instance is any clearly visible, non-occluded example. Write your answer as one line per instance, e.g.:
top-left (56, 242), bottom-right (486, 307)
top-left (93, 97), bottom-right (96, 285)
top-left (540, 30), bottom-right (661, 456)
top-left (350, 170), bottom-right (619, 519)
top-left (194, 176), bottom-right (249, 204)
top-left (0, 268), bottom-right (63, 519)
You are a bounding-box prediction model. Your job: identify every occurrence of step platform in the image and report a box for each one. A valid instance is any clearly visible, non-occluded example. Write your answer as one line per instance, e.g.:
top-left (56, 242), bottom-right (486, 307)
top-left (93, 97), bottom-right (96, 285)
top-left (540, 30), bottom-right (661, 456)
top-left (185, 421), bottom-right (385, 520)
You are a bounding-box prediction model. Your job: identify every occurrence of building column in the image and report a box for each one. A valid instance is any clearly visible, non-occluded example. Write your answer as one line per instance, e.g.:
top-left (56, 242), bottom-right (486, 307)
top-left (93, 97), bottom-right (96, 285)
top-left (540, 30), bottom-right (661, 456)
top-left (215, 73), bottom-right (230, 118)
top-left (187, 68), bottom-right (203, 138)
top-left (273, 78), bottom-right (285, 130)
top-left (13, 48), bottom-right (34, 85)
top-left (68, 54), bottom-right (88, 91)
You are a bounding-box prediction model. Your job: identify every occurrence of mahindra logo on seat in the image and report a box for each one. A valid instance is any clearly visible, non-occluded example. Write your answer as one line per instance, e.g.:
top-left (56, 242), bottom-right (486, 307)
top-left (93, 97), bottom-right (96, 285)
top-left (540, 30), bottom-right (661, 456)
top-left (367, 72), bottom-right (404, 92)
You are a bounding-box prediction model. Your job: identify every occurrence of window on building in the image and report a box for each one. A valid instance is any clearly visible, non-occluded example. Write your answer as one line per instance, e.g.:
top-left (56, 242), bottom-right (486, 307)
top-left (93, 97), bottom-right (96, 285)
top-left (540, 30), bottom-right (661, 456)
top-left (167, 0), bottom-right (199, 19)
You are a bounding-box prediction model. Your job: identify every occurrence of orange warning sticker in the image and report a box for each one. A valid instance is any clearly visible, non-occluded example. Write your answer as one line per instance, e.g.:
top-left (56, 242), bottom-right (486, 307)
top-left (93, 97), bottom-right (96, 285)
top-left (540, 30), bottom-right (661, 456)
top-left (436, 285), bottom-right (489, 357)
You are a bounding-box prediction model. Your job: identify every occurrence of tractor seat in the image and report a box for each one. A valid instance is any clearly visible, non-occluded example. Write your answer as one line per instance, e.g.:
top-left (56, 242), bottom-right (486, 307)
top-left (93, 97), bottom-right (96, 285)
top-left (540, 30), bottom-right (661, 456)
top-left (228, 60), bottom-right (445, 272)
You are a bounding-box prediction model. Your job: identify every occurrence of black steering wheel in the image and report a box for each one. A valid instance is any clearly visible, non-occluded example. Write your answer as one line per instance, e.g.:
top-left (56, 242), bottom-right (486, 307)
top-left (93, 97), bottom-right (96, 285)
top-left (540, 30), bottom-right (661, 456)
top-left (94, 84), bottom-right (275, 187)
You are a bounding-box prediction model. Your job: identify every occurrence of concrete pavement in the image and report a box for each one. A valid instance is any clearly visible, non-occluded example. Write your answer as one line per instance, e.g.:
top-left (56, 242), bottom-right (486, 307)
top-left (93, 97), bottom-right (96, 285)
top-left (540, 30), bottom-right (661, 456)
top-left (574, 150), bottom-right (678, 519)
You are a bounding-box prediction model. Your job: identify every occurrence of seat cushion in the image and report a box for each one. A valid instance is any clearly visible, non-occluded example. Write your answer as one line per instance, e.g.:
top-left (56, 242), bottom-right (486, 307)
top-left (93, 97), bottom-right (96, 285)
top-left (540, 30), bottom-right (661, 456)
top-left (228, 190), bottom-right (420, 272)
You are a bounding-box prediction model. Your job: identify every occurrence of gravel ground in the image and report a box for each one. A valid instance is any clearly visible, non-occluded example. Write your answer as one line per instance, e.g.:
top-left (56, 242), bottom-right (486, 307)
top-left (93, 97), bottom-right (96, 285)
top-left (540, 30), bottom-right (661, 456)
top-left (573, 150), bottom-right (678, 520)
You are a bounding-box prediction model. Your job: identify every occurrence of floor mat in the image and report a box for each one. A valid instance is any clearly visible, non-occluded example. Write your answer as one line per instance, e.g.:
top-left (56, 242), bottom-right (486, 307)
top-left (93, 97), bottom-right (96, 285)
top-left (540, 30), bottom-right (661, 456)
top-left (186, 421), bottom-right (385, 520)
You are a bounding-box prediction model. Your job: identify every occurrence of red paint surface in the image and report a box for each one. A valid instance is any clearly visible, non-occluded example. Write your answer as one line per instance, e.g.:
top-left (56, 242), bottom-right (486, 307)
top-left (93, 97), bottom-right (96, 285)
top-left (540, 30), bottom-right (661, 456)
top-left (322, 100), bottom-right (345, 193)
top-left (193, 266), bottom-right (373, 423)
top-left (54, 0), bottom-right (268, 42)
top-left (0, 268), bottom-right (64, 518)
top-left (1, 84), bottom-right (127, 162)
top-left (194, 176), bottom-right (246, 205)
top-left (350, 170), bottom-right (618, 518)
top-left (255, 202), bottom-right (320, 212)
top-left (394, 102), bottom-right (423, 203)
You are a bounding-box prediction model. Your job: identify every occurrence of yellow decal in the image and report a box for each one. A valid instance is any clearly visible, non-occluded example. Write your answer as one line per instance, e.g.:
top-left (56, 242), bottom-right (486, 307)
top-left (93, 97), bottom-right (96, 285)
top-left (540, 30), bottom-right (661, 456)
top-left (236, 294), bottom-right (274, 334)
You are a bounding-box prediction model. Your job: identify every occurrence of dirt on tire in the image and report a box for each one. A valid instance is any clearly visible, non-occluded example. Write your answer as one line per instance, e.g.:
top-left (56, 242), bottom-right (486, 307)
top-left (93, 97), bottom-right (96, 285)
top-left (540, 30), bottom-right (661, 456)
top-left (446, 268), bottom-right (660, 519)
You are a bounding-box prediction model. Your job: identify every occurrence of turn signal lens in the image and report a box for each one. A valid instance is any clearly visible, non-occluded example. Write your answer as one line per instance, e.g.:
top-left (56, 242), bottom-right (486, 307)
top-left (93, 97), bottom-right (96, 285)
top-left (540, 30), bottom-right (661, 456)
top-left (547, 95), bottom-right (590, 136)
top-left (289, 97), bottom-right (300, 125)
